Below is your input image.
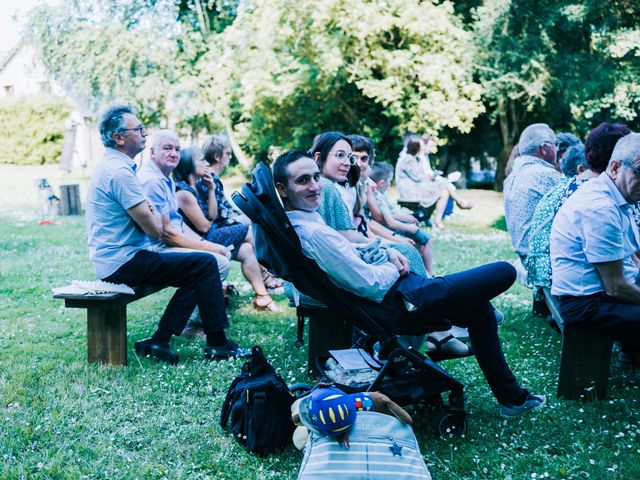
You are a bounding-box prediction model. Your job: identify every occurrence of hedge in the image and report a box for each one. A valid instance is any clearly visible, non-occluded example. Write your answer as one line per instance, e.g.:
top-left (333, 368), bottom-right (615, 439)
top-left (0, 95), bottom-right (73, 165)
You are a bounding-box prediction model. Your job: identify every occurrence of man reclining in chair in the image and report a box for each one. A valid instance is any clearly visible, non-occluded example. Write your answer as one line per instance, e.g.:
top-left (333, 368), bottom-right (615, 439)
top-left (273, 151), bottom-right (546, 418)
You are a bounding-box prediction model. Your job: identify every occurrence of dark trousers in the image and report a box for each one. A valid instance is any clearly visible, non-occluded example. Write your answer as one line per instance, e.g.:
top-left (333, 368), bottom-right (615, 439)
top-left (384, 261), bottom-right (525, 406)
top-left (558, 292), bottom-right (640, 353)
top-left (104, 249), bottom-right (229, 337)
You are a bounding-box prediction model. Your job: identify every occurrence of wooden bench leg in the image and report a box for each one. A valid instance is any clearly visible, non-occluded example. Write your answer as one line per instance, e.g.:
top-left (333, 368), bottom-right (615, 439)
top-left (87, 305), bottom-right (127, 366)
top-left (307, 312), bottom-right (353, 373)
top-left (557, 330), bottom-right (613, 401)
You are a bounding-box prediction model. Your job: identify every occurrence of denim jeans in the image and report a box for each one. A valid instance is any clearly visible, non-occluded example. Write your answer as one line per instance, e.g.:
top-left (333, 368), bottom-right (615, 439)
top-left (104, 249), bottom-right (229, 336)
top-left (384, 261), bottom-right (525, 406)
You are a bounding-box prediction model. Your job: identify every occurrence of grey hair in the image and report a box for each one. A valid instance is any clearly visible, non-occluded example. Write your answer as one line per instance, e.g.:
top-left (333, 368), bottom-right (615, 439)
top-left (559, 144), bottom-right (587, 177)
top-left (202, 134), bottom-right (230, 165)
top-left (556, 132), bottom-right (582, 158)
top-left (518, 123), bottom-right (556, 156)
top-left (99, 104), bottom-right (134, 148)
top-left (151, 129), bottom-right (180, 152)
top-left (610, 133), bottom-right (640, 167)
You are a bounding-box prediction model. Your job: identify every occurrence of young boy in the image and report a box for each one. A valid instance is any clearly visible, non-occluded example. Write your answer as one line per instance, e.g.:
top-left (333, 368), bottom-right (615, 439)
top-left (369, 162), bottom-right (434, 277)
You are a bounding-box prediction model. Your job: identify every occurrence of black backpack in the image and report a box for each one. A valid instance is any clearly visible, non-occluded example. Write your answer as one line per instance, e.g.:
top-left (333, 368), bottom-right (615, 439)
top-left (219, 346), bottom-right (296, 456)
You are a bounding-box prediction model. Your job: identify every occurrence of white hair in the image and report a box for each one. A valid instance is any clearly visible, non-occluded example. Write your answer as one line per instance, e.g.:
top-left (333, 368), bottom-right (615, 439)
top-left (518, 123), bottom-right (555, 156)
top-left (610, 133), bottom-right (640, 167)
top-left (151, 129), bottom-right (180, 152)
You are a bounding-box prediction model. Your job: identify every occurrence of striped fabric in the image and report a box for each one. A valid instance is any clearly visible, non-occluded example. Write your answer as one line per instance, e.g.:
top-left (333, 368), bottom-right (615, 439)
top-left (298, 412), bottom-right (431, 480)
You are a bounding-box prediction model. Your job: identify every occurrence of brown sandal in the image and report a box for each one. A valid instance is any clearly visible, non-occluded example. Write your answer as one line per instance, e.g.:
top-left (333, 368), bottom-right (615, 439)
top-left (253, 294), bottom-right (283, 313)
top-left (260, 267), bottom-right (283, 290)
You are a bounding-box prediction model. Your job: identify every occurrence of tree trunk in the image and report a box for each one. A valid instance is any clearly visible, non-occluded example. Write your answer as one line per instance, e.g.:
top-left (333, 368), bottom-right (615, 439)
top-left (224, 122), bottom-right (252, 169)
top-left (494, 96), bottom-right (520, 191)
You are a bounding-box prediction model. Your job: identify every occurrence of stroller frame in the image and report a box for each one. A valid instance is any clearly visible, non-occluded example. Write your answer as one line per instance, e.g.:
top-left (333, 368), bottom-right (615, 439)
top-left (232, 163), bottom-right (468, 436)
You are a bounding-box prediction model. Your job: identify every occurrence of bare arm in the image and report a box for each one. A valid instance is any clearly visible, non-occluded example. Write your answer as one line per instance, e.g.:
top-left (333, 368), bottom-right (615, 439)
top-left (378, 208), bottom-right (418, 235)
top-left (338, 228), bottom-right (370, 244)
top-left (594, 259), bottom-right (640, 304)
top-left (159, 213), bottom-right (229, 257)
top-left (176, 190), bottom-right (211, 234)
top-left (367, 219), bottom-right (415, 245)
top-left (127, 200), bottom-right (162, 239)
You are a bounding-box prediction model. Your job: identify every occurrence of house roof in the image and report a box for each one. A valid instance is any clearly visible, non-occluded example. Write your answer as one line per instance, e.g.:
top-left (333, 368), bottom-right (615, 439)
top-left (0, 41), bottom-right (24, 73)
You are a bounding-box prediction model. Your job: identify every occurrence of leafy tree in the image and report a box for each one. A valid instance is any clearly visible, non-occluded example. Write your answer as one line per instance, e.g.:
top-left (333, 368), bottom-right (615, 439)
top-left (0, 95), bottom-right (72, 165)
top-left (199, 0), bottom-right (485, 162)
top-left (24, 0), bottom-right (183, 125)
top-left (469, 0), bottom-right (640, 189)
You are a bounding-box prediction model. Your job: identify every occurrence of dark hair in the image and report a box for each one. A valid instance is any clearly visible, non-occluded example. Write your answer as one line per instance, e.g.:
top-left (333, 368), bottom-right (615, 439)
top-left (402, 131), bottom-right (417, 146)
top-left (173, 147), bottom-right (199, 184)
top-left (585, 122), bottom-right (632, 173)
top-left (556, 132), bottom-right (582, 158)
top-left (99, 104), bottom-right (134, 148)
top-left (369, 162), bottom-right (394, 183)
top-left (406, 135), bottom-right (422, 156)
top-left (272, 150), bottom-right (312, 187)
top-left (347, 134), bottom-right (375, 161)
top-left (309, 131), bottom-right (359, 187)
top-left (559, 144), bottom-right (587, 177)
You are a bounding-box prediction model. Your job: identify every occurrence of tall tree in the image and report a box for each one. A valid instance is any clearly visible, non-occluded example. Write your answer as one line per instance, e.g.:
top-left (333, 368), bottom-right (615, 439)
top-left (198, 0), bottom-right (485, 162)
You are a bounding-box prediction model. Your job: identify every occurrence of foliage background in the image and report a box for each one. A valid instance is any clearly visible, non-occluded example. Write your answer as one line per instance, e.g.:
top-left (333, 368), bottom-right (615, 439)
top-left (0, 95), bottom-right (72, 165)
top-left (20, 0), bottom-right (640, 177)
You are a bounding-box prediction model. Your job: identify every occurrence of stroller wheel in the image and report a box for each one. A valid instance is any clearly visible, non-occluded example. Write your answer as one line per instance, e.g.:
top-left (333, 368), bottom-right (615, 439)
top-left (415, 394), bottom-right (443, 413)
top-left (434, 409), bottom-right (468, 438)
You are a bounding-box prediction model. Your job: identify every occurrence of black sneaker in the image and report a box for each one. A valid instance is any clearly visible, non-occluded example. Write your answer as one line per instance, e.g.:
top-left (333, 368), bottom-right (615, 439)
top-left (204, 340), bottom-right (252, 360)
top-left (134, 338), bottom-right (179, 365)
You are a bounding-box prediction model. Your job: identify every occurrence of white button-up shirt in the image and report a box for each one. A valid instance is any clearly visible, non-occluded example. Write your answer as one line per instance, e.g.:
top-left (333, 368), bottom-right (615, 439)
top-left (550, 173), bottom-right (640, 296)
top-left (287, 210), bottom-right (399, 302)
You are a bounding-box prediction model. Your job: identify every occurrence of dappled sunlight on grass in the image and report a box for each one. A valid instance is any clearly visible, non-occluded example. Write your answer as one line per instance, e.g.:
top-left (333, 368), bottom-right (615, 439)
top-left (1, 187), bottom-right (639, 479)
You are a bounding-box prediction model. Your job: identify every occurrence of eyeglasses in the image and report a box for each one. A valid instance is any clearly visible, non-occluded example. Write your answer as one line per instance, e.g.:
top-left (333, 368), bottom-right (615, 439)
top-left (541, 140), bottom-right (559, 149)
top-left (621, 160), bottom-right (640, 178)
top-left (333, 150), bottom-right (358, 165)
top-left (119, 125), bottom-right (146, 135)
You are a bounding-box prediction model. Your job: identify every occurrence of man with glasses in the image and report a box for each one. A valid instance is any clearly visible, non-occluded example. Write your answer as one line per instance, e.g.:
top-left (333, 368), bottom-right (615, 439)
top-left (86, 105), bottom-right (248, 364)
top-left (504, 123), bottom-right (562, 263)
top-left (551, 133), bottom-right (640, 364)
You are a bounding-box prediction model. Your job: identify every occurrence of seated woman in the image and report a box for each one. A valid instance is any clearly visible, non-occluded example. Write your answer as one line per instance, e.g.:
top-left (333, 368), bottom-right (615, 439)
top-left (310, 131), bottom-right (468, 356)
top-left (198, 134), bottom-right (283, 291)
top-left (525, 123), bottom-right (631, 299)
top-left (173, 146), bottom-right (281, 312)
top-left (396, 134), bottom-right (471, 229)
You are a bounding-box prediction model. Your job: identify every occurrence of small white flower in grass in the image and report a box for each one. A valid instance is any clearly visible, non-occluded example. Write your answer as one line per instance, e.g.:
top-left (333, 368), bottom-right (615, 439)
top-left (590, 459), bottom-right (595, 465)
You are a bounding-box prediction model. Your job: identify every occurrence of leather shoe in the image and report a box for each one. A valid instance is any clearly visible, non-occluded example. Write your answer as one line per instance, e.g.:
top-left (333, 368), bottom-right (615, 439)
top-left (204, 340), bottom-right (252, 360)
top-left (134, 338), bottom-right (179, 365)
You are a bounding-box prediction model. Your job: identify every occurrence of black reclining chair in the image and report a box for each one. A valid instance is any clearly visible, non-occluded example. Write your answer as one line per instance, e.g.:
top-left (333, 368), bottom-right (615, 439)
top-left (232, 162), bottom-right (468, 435)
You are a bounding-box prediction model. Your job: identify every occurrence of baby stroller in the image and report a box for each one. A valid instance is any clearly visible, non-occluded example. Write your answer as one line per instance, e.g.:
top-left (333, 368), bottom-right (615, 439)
top-left (232, 163), bottom-right (469, 436)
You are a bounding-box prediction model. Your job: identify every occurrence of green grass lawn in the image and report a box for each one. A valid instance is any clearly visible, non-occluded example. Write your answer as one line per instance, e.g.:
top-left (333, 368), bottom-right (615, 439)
top-left (1, 182), bottom-right (639, 479)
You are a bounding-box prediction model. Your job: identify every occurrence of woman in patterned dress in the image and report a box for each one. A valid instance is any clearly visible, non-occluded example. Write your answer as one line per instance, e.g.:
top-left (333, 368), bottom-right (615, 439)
top-left (174, 146), bottom-right (281, 312)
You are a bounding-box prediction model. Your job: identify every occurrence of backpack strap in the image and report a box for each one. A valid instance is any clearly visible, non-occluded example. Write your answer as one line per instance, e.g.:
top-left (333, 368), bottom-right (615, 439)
top-left (219, 375), bottom-right (245, 428)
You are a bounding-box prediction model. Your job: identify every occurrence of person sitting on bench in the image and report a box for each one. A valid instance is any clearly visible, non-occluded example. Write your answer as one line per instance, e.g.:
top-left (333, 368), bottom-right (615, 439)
top-left (87, 105), bottom-right (249, 364)
top-left (551, 133), bottom-right (640, 366)
top-left (272, 150), bottom-right (546, 418)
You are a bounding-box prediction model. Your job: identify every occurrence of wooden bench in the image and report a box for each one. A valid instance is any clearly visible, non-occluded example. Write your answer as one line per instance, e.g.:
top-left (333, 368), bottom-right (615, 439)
top-left (54, 285), bottom-right (165, 366)
top-left (542, 288), bottom-right (613, 401)
top-left (292, 304), bottom-right (354, 373)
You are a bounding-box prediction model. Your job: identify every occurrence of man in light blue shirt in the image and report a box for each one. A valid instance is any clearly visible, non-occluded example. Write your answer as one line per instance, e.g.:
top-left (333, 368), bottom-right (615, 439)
top-left (272, 150), bottom-right (546, 418)
top-left (551, 133), bottom-right (640, 361)
top-left (137, 130), bottom-right (230, 281)
top-left (87, 105), bottom-right (248, 364)
top-left (504, 123), bottom-right (562, 259)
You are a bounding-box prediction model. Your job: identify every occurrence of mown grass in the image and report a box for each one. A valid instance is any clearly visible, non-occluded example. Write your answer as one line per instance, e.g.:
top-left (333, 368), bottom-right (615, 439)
top-left (1, 186), bottom-right (639, 479)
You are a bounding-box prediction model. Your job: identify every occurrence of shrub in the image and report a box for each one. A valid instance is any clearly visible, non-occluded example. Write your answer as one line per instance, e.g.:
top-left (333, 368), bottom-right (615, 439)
top-left (0, 95), bottom-right (72, 165)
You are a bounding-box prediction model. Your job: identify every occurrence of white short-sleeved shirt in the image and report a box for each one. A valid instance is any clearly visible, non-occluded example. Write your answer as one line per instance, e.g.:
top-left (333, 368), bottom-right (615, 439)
top-left (550, 173), bottom-right (640, 296)
top-left (137, 159), bottom-right (184, 244)
top-left (86, 148), bottom-right (150, 279)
